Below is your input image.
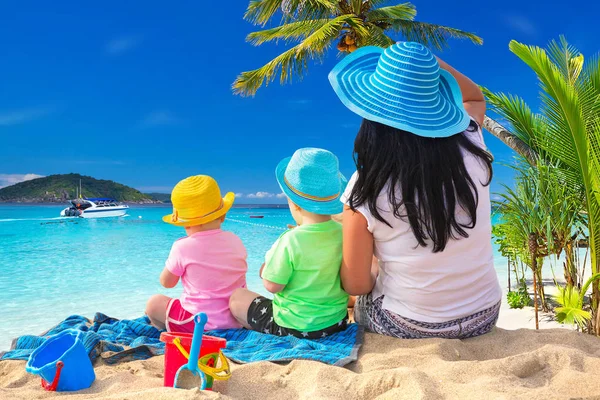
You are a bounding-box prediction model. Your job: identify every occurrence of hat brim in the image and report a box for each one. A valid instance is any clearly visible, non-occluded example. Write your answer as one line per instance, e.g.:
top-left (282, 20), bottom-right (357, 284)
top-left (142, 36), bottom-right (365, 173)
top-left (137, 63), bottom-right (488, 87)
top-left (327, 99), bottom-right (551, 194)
top-left (328, 46), bottom-right (471, 138)
top-left (276, 157), bottom-right (347, 215)
top-left (162, 192), bottom-right (235, 227)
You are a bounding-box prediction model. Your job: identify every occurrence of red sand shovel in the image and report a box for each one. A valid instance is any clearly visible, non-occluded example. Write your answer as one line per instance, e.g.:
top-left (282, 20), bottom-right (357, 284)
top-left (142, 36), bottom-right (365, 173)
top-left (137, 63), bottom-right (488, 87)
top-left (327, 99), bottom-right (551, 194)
top-left (173, 313), bottom-right (208, 390)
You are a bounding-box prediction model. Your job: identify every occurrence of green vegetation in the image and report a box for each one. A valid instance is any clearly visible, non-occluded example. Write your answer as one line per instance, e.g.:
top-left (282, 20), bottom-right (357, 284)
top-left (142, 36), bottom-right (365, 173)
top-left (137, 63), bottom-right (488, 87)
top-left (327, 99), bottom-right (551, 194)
top-left (488, 37), bottom-right (600, 334)
top-left (145, 193), bottom-right (172, 203)
top-left (0, 173), bottom-right (156, 203)
top-left (233, 0), bottom-right (482, 96)
top-left (507, 279), bottom-right (531, 309)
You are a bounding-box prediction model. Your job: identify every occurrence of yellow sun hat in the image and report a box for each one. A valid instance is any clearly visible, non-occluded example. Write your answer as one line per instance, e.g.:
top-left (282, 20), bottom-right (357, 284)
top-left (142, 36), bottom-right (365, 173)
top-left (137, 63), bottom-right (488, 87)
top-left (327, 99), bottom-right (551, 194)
top-left (162, 175), bottom-right (235, 227)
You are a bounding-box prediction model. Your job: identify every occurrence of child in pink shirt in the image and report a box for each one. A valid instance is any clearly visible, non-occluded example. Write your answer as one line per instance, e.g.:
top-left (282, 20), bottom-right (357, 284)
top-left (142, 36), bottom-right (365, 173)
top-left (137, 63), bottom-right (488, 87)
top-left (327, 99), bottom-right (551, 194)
top-left (145, 175), bottom-right (247, 331)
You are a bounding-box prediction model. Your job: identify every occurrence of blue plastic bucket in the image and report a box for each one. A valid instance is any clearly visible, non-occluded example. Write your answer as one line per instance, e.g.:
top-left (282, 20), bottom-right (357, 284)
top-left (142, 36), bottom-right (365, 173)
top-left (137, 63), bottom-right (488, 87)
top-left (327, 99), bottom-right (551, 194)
top-left (25, 329), bottom-right (95, 391)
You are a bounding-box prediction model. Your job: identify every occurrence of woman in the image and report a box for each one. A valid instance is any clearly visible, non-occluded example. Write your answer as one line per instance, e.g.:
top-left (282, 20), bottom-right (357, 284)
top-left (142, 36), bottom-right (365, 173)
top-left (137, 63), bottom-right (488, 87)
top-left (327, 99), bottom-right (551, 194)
top-left (329, 42), bottom-right (502, 339)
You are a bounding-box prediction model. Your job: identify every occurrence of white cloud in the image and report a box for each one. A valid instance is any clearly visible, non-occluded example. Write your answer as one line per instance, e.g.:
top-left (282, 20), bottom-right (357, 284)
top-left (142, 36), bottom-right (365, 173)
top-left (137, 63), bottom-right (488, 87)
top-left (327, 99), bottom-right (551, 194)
top-left (0, 173), bottom-right (45, 188)
top-left (0, 107), bottom-right (53, 126)
top-left (106, 36), bottom-right (142, 55)
top-left (504, 15), bottom-right (537, 36)
top-left (247, 191), bottom-right (275, 199)
top-left (235, 193), bottom-right (244, 198)
top-left (276, 193), bottom-right (286, 198)
top-left (139, 110), bottom-right (183, 128)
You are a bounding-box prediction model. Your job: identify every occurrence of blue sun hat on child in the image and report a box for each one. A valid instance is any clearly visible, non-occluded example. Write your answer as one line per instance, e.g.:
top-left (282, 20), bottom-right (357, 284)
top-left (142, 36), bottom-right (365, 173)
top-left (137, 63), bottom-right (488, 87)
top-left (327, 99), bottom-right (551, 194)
top-left (276, 148), bottom-right (347, 215)
top-left (328, 41), bottom-right (471, 138)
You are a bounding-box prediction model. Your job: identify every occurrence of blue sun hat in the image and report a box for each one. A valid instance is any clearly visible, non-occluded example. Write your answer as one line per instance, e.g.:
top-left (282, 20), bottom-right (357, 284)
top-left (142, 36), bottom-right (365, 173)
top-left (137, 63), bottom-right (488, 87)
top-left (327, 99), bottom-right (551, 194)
top-left (329, 41), bottom-right (471, 138)
top-left (276, 148), bottom-right (347, 215)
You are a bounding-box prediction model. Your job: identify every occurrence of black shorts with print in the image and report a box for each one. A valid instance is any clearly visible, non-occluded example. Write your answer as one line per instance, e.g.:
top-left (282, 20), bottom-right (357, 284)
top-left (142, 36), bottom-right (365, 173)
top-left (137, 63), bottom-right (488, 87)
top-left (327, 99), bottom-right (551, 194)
top-left (247, 296), bottom-right (349, 339)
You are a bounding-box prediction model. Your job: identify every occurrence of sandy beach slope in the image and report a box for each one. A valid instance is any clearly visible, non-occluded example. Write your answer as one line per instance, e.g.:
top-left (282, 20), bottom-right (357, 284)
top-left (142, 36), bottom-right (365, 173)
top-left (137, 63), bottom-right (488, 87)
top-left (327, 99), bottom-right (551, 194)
top-left (2, 328), bottom-right (600, 399)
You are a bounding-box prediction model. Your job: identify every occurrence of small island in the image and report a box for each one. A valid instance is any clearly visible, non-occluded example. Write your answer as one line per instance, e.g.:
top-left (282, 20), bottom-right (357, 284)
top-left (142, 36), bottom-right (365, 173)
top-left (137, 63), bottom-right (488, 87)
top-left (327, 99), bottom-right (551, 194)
top-left (0, 173), bottom-right (163, 204)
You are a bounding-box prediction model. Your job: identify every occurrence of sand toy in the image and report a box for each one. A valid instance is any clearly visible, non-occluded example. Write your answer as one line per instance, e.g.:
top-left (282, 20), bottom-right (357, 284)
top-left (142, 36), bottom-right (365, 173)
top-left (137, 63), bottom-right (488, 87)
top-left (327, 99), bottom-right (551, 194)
top-left (25, 329), bottom-right (95, 391)
top-left (161, 313), bottom-right (231, 390)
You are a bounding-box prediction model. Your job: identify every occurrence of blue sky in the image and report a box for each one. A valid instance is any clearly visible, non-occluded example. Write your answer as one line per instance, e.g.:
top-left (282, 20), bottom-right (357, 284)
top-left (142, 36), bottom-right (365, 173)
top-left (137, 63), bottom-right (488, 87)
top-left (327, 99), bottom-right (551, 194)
top-left (1, 1), bottom-right (598, 203)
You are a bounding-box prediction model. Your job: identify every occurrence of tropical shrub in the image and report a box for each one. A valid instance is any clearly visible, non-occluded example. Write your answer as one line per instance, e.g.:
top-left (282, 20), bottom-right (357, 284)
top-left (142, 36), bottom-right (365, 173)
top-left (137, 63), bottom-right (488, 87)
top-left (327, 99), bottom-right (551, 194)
top-left (486, 37), bottom-right (600, 334)
top-left (507, 279), bottom-right (531, 309)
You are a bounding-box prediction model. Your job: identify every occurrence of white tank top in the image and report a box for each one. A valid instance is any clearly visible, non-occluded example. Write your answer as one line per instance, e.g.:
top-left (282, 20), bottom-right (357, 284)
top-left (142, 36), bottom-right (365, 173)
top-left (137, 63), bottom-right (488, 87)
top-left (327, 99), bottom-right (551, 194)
top-left (342, 121), bottom-right (502, 323)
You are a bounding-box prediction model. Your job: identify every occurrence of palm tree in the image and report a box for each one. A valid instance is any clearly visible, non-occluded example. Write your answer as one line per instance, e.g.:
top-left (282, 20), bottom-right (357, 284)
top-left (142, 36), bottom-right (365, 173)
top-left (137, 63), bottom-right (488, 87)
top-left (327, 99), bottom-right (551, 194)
top-left (233, 0), bottom-right (482, 96)
top-left (486, 37), bottom-right (600, 334)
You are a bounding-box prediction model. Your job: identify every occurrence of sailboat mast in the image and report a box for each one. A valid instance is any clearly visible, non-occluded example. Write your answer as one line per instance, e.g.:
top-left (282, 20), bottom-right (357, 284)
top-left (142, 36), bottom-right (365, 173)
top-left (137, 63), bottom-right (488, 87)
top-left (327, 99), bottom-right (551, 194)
top-left (80, 179), bottom-right (82, 199)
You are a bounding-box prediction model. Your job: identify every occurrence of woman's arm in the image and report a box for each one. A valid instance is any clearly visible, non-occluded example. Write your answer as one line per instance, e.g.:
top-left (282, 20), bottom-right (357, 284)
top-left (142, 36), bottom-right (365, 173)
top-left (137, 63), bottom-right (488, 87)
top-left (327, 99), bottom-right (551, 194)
top-left (341, 206), bottom-right (376, 295)
top-left (160, 267), bottom-right (179, 289)
top-left (436, 56), bottom-right (486, 127)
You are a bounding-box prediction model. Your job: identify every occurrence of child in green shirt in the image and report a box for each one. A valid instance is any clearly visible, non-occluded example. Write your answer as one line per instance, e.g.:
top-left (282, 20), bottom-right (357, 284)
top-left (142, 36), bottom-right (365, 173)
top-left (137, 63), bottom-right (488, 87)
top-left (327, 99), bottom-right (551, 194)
top-left (229, 148), bottom-right (349, 338)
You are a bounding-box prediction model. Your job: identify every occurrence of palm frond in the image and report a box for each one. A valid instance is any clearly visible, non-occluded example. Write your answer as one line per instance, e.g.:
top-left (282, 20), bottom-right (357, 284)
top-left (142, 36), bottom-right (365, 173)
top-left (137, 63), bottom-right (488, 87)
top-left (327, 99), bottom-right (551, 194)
top-left (555, 286), bottom-right (591, 327)
top-left (482, 88), bottom-right (546, 151)
top-left (233, 15), bottom-right (365, 96)
top-left (579, 54), bottom-right (600, 134)
top-left (246, 0), bottom-right (336, 26)
top-left (383, 20), bottom-right (482, 50)
top-left (358, 23), bottom-right (395, 47)
top-left (350, 0), bottom-right (363, 15)
top-left (366, 3), bottom-right (416, 24)
top-left (246, 19), bottom-right (330, 45)
top-left (547, 35), bottom-right (583, 84)
top-left (244, 0), bottom-right (285, 25)
top-left (509, 41), bottom-right (586, 176)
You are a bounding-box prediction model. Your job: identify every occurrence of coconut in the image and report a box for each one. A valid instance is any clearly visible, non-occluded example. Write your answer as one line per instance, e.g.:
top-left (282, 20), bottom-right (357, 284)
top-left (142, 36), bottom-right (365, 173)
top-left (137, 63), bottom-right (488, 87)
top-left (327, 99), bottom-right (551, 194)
top-left (348, 44), bottom-right (358, 52)
top-left (337, 41), bottom-right (349, 52)
top-left (345, 36), bottom-right (355, 45)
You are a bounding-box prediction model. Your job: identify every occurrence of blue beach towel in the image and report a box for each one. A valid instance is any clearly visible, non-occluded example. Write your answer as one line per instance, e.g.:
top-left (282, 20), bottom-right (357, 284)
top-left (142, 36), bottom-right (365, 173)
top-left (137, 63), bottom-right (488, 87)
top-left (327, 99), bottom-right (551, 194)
top-left (208, 323), bottom-right (363, 367)
top-left (1, 313), bottom-right (363, 367)
top-left (1, 313), bottom-right (164, 364)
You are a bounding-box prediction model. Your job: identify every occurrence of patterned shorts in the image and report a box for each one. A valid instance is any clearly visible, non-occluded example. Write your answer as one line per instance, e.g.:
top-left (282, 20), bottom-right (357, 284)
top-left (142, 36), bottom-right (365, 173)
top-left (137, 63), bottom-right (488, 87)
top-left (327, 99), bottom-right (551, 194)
top-left (247, 296), bottom-right (348, 339)
top-left (354, 294), bottom-right (500, 339)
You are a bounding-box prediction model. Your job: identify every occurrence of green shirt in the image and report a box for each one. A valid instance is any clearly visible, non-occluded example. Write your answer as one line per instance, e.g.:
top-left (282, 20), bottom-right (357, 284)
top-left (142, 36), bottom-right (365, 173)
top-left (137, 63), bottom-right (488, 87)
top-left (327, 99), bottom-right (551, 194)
top-left (262, 220), bottom-right (349, 331)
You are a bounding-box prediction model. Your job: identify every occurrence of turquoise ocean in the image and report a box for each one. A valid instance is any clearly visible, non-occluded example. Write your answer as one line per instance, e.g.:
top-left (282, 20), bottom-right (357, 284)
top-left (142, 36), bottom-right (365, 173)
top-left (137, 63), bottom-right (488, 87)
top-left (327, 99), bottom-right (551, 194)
top-left (0, 205), bottom-right (507, 351)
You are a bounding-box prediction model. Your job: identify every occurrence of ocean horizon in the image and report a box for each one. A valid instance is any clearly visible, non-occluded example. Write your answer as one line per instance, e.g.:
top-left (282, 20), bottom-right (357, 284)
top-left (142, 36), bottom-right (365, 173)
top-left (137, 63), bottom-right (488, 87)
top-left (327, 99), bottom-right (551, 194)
top-left (0, 204), bottom-right (509, 351)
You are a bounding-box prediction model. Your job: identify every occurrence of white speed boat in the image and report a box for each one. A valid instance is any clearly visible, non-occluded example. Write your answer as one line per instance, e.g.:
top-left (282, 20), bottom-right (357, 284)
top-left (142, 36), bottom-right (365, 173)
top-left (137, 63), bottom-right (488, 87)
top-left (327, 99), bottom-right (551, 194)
top-left (60, 198), bottom-right (129, 218)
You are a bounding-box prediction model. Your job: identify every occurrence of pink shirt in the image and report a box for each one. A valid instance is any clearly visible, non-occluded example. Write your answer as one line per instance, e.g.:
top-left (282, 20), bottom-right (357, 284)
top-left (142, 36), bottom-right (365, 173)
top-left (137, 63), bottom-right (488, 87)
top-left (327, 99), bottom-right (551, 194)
top-left (166, 229), bottom-right (247, 330)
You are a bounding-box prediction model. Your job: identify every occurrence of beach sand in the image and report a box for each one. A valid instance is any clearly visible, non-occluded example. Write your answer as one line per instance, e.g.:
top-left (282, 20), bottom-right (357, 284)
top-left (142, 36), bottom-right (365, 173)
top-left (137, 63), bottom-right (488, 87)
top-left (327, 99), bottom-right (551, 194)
top-left (2, 327), bottom-right (600, 400)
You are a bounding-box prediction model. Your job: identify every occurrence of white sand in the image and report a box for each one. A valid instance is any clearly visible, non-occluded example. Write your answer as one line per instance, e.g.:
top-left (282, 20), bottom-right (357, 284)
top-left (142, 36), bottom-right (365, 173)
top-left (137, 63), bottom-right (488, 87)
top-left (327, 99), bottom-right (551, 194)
top-left (2, 276), bottom-right (595, 399)
top-left (2, 327), bottom-right (600, 399)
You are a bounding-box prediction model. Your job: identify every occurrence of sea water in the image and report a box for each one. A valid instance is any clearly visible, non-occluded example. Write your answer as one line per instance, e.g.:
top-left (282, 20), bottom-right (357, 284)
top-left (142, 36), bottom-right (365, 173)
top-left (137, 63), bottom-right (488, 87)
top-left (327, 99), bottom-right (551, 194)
top-left (0, 205), bottom-right (508, 351)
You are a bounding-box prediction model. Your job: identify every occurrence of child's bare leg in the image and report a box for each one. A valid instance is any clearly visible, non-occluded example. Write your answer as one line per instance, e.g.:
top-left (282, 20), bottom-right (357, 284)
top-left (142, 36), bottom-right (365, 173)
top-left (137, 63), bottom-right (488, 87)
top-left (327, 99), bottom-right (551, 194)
top-left (348, 296), bottom-right (356, 308)
top-left (145, 294), bottom-right (172, 330)
top-left (229, 288), bottom-right (263, 329)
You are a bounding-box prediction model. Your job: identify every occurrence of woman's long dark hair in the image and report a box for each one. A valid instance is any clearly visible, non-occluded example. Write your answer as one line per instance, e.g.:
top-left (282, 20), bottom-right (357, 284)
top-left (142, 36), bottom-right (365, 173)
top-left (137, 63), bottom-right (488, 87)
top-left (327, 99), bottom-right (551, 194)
top-left (349, 119), bottom-right (493, 253)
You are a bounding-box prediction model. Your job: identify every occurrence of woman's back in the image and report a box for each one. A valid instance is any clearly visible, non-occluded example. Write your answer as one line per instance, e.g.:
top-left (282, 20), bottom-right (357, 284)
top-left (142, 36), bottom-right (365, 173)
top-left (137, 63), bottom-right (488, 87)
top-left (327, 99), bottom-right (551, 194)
top-left (344, 124), bottom-right (501, 322)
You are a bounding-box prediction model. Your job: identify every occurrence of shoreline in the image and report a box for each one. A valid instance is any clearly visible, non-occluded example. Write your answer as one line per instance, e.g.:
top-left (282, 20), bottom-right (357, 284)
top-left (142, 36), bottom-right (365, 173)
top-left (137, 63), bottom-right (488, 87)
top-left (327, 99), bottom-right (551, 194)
top-left (0, 202), bottom-right (290, 208)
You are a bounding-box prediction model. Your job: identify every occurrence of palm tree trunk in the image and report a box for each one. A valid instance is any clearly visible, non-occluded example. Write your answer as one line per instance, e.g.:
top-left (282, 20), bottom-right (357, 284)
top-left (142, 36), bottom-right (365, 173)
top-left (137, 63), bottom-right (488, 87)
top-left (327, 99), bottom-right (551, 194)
top-left (507, 256), bottom-right (512, 292)
top-left (482, 116), bottom-right (537, 165)
top-left (564, 241), bottom-right (576, 288)
top-left (529, 233), bottom-right (539, 330)
top-left (536, 267), bottom-right (547, 312)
